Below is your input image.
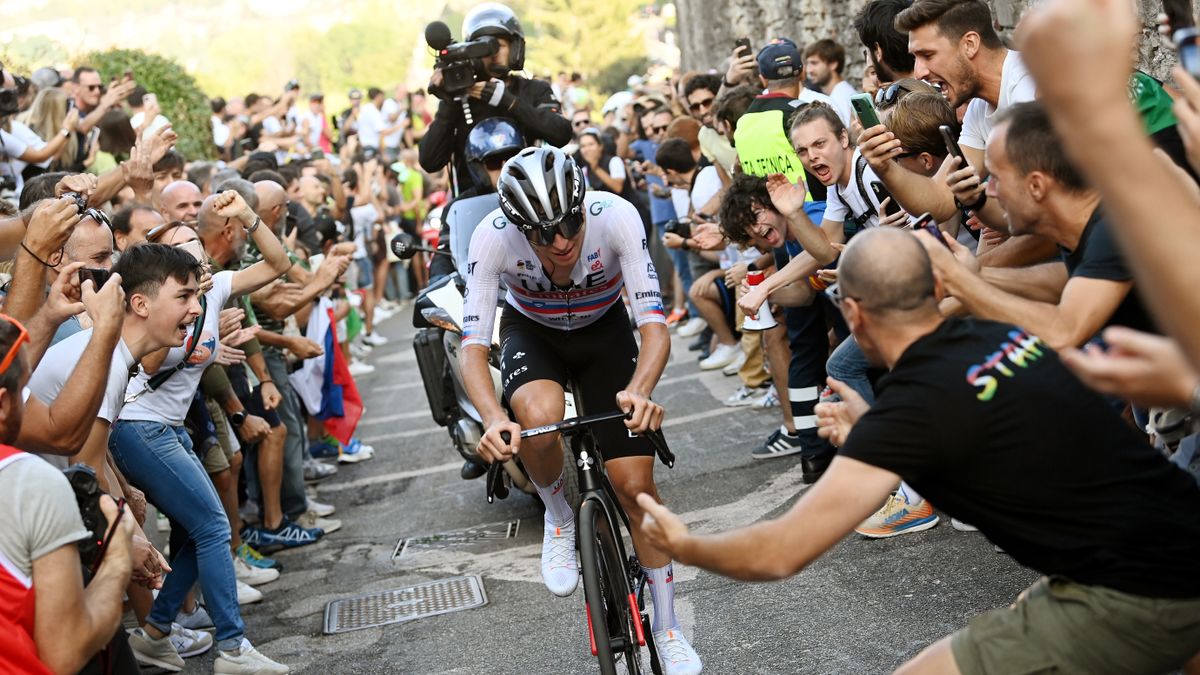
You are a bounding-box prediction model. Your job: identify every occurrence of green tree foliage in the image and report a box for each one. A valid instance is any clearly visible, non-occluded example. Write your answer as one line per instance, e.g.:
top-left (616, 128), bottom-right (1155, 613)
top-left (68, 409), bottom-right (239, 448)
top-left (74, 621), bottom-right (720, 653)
top-left (78, 49), bottom-right (215, 160)
top-left (514, 0), bottom-right (647, 88)
top-left (292, 17), bottom-right (416, 99)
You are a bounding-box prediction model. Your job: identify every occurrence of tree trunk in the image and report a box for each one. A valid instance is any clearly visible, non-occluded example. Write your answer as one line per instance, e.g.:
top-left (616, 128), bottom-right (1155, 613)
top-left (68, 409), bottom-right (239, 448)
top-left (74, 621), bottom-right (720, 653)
top-left (675, 0), bottom-right (1181, 84)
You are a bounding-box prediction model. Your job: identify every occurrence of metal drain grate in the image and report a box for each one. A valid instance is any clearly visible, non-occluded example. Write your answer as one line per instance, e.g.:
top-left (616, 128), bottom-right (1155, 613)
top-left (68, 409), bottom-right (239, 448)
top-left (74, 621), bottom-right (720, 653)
top-left (323, 575), bottom-right (488, 634)
top-left (393, 519), bottom-right (520, 559)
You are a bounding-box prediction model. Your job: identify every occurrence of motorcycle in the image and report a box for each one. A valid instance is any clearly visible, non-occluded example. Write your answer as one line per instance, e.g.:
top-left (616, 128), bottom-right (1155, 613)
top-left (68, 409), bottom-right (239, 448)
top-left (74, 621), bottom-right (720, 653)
top-left (396, 195), bottom-right (579, 507)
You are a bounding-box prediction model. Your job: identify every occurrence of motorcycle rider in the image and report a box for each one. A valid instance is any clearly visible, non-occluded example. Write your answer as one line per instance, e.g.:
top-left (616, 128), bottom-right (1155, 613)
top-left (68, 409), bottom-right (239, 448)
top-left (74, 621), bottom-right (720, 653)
top-left (418, 2), bottom-right (573, 195)
top-left (428, 117), bottom-right (526, 284)
top-left (461, 147), bottom-right (703, 674)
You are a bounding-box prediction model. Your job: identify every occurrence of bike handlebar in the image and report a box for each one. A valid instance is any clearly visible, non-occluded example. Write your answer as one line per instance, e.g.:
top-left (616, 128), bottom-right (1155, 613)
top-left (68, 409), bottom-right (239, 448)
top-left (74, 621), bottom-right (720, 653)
top-left (486, 411), bottom-right (675, 503)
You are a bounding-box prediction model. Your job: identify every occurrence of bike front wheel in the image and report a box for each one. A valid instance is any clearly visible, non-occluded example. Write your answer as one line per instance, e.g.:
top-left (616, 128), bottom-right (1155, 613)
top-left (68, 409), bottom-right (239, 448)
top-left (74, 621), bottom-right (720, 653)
top-left (578, 498), bottom-right (645, 674)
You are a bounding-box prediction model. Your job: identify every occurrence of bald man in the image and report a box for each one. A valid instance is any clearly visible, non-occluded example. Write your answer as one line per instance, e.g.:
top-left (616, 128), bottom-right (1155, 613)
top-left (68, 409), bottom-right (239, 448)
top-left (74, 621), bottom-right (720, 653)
top-left (253, 180), bottom-right (289, 237)
top-left (636, 227), bottom-right (1200, 675)
top-left (159, 180), bottom-right (203, 224)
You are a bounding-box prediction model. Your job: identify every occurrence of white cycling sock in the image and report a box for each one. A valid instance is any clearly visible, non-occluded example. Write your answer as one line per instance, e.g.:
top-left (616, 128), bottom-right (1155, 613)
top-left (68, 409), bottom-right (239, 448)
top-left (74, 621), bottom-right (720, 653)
top-left (898, 481), bottom-right (922, 505)
top-left (644, 563), bottom-right (678, 633)
top-left (534, 470), bottom-right (573, 527)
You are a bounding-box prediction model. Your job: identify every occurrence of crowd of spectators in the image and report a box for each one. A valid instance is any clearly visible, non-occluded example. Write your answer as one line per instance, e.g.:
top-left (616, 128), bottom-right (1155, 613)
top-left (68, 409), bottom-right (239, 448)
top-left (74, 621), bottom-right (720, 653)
top-left (0, 53), bottom-right (441, 674)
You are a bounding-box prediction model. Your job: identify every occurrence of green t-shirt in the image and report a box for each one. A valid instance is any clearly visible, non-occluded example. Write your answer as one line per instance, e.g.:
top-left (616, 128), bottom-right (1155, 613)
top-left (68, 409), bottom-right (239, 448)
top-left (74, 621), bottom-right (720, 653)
top-left (1129, 71), bottom-right (1177, 136)
top-left (399, 167), bottom-right (424, 221)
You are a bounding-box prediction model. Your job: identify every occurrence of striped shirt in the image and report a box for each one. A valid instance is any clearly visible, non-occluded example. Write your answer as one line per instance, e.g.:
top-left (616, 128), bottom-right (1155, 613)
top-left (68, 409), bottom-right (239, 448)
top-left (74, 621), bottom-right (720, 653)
top-left (461, 192), bottom-right (665, 348)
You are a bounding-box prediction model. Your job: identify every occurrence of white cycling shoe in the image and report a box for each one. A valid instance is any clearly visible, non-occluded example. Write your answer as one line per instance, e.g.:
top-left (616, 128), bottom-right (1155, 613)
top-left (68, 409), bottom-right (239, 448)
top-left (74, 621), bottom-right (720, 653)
top-left (540, 515), bottom-right (579, 597)
top-left (654, 627), bottom-right (703, 675)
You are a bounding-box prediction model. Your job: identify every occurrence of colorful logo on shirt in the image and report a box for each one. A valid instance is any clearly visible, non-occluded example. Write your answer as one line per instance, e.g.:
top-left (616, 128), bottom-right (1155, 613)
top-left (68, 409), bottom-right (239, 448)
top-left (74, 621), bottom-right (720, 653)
top-left (590, 259), bottom-right (603, 272)
top-left (186, 331), bottom-right (217, 367)
top-left (587, 248), bottom-right (601, 262)
top-left (492, 216), bottom-right (507, 229)
top-left (965, 329), bottom-right (1046, 402)
top-left (589, 200), bottom-right (613, 216)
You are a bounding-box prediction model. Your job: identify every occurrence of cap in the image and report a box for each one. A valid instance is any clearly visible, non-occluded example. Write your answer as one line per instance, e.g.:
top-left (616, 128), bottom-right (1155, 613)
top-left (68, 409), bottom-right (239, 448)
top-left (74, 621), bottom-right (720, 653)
top-left (347, 88), bottom-right (362, 100)
top-left (309, 93), bottom-right (324, 101)
top-left (757, 38), bottom-right (802, 80)
top-left (30, 67), bottom-right (63, 89)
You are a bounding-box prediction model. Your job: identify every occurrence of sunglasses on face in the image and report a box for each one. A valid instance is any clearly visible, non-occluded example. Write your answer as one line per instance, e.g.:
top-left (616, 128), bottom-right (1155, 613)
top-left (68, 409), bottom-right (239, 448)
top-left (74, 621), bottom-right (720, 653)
top-left (0, 313), bottom-right (29, 376)
top-left (522, 212), bottom-right (584, 247)
top-left (84, 84), bottom-right (102, 92)
top-left (573, 119), bottom-right (590, 127)
top-left (688, 97), bottom-right (714, 113)
top-left (649, 124), bottom-right (669, 134)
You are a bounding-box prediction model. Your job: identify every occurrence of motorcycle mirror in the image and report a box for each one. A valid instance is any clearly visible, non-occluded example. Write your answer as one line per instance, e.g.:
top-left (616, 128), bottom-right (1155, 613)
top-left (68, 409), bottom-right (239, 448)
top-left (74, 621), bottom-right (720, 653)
top-left (390, 232), bottom-right (418, 260)
top-left (421, 307), bottom-right (462, 334)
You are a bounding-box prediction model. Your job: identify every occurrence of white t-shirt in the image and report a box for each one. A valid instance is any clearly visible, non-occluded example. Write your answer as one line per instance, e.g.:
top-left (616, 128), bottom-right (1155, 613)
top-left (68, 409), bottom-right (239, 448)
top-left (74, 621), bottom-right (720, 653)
top-left (607, 156), bottom-right (626, 180)
top-left (6, 122), bottom-right (49, 191)
top-left (120, 271), bottom-right (235, 427)
top-left (357, 103), bottom-right (384, 148)
top-left (0, 128), bottom-right (30, 194)
top-left (690, 165), bottom-right (722, 211)
top-left (299, 109), bottom-right (324, 149)
top-left (350, 203), bottom-right (377, 259)
top-left (212, 115), bottom-right (231, 147)
top-left (261, 116), bottom-right (283, 136)
top-left (380, 98), bottom-right (402, 149)
top-left (130, 111), bottom-right (170, 139)
top-left (796, 88), bottom-right (846, 127)
top-left (28, 328), bottom-right (137, 469)
top-left (823, 149), bottom-right (886, 229)
top-left (828, 81), bottom-right (858, 130)
top-left (959, 51), bottom-right (1037, 150)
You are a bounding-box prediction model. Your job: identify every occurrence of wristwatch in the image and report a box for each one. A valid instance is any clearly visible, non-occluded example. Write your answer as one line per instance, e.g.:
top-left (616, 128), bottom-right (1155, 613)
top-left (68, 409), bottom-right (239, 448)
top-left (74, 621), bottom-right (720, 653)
top-left (229, 411), bottom-right (247, 428)
top-left (245, 216), bottom-right (262, 235)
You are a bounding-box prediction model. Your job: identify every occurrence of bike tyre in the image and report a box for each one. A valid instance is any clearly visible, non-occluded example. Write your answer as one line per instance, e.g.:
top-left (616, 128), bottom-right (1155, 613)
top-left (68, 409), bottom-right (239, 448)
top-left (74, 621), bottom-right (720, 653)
top-left (579, 498), bottom-right (634, 675)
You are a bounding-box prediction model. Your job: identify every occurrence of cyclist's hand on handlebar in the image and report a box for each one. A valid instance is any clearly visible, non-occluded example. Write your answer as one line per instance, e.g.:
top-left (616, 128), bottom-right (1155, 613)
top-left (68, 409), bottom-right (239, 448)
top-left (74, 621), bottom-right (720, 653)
top-left (616, 390), bottom-right (663, 434)
top-left (635, 493), bottom-right (689, 554)
top-left (478, 419), bottom-right (522, 464)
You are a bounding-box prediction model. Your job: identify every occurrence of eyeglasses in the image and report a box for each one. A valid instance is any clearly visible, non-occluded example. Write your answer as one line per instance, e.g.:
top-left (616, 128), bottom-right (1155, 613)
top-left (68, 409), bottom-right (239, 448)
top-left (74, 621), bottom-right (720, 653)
top-left (0, 313), bottom-right (30, 376)
top-left (874, 81), bottom-right (911, 108)
top-left (84, 84), bottom-right (102, 92)
top-left (688, 97), bottom-right (715, 113)
top-left (521, 212), bottom-right (584, 247)
top-left (483, 153), bottom-right (515, 171)
top-left (572, 119), bottom-right (590, 127)
top-left (649, 124), bottom-right (670, 134)
top-left (824, 282), bottom-right (857, 309)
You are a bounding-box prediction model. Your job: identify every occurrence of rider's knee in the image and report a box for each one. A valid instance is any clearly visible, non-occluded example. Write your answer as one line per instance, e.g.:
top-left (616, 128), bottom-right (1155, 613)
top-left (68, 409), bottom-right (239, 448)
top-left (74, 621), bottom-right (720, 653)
top-left (610, 473), bottom-right (656, 508)
top-left (514, 396), bottom-right (565, 430)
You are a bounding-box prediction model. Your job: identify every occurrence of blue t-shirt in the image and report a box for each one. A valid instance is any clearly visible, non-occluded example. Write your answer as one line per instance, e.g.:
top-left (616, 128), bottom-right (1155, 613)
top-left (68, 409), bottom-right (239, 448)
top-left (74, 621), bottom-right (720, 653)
top-left (629, 139), bottom-right (676, 225)
top-left (50, 315), bottom-right (84, 347)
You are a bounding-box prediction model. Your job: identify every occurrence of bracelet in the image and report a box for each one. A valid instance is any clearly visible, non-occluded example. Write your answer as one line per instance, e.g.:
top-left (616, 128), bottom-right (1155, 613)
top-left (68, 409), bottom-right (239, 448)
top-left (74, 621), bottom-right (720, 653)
top-left (246, 216), bottom-right (262, 234)
top-left (681, 238), bottom-right (691, 251)
top-left (723, 78), bottom-right (737, 88)
top-left (19, 241), bottom-right (57, 267)
top-left (260, 378), bottom-right (274, 385)
top-left (955, 192), bottom-right (987, 213)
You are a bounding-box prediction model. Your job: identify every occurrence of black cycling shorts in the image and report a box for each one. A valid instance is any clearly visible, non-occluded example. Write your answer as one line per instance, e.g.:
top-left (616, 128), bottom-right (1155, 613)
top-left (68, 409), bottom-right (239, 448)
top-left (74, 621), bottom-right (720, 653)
top-left (498, 301), bottom-right (654, 460)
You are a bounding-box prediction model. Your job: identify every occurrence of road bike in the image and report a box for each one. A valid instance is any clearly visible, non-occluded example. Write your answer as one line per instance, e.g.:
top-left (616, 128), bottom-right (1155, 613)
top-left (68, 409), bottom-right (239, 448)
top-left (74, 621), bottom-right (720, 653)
top-left (487, 410), bottom-right (675, 674)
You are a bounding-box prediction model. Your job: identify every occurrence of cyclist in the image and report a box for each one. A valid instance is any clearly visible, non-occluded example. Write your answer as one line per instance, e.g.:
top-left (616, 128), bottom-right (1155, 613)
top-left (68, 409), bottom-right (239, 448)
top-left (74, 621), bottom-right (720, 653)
top-left (461, 146), bottom-right (702, 674)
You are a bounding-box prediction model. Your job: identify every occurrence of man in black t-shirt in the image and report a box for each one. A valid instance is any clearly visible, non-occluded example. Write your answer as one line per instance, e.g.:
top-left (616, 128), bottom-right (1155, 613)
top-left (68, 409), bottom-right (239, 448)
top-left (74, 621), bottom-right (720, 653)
top-left (635, 227), bottom-right (1200, 675)
top-left (919, 102), bottom-right (1156, 348)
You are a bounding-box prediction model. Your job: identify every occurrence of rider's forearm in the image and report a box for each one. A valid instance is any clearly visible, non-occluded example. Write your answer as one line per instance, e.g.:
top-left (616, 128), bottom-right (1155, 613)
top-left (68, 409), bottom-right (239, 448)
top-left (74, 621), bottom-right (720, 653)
top-left (462, 344), bottom-right (506, 424)
top-left (626, 323), bottom-right (670, 398)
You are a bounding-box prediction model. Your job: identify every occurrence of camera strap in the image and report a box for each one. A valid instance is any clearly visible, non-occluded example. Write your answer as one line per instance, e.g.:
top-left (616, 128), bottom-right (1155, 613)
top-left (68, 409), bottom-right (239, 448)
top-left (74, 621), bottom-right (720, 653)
top-left (835, 154), bottom-right (876, 239)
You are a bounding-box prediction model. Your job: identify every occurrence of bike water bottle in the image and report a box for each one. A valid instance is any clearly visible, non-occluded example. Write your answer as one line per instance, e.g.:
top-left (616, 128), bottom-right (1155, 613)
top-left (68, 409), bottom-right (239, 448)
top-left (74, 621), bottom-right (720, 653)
top-left (742, 270), bottom-right (777, 330)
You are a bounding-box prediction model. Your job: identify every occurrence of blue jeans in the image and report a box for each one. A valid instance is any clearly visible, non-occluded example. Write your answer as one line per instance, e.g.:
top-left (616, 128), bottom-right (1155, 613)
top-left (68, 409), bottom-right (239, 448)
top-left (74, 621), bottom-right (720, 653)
top-left (657, 222), bottom-right (697, 316)
top-left (110, 420), bottom-right (245, 651)
top-left (826, 336), bottom-right (875, 405)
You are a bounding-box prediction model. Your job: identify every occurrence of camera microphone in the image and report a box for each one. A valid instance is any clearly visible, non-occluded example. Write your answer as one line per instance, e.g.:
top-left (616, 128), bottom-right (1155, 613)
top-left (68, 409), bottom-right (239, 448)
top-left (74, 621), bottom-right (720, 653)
top-left (425, 21), bottom-right (453, 51)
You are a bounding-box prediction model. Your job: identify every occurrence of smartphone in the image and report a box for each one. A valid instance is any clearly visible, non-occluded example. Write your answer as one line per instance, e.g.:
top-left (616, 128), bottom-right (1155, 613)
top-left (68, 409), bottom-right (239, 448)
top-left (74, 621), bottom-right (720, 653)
top-left (143, 92), bottom-right (157, 109)
top-left (1176, 27), bottom-right (1200, 78)
top-left (850, 93), bottom-right (881, 129)
top-left (870, 182), bottom-right (902, 217)
top-left (176, 239), bottom-right (206, 262)
top-left (912, 212), bottom-right (951, 249)
top-left (78, 267), bottom-right (112, 289)
top-left (312, 149), bottom-right (325, 160)
top-left (734, 37), bottom-right (752, 57)
top-left (939, 124), bottom-right (967, 165)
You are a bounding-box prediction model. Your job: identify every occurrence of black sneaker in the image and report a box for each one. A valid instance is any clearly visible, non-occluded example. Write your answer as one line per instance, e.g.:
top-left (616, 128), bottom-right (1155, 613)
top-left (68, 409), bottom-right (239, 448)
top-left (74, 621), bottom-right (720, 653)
top-left (751, 426), bottom-right (805, 460)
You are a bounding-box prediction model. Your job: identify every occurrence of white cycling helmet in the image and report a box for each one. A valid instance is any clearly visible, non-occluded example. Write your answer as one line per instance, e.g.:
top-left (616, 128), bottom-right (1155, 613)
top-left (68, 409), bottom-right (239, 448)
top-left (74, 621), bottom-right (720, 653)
top-left (496, 146), bottom-right (586, 246)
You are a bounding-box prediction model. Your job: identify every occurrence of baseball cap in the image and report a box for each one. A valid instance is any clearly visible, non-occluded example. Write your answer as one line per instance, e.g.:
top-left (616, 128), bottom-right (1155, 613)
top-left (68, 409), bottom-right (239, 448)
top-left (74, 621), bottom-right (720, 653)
top-left (30, 67), bottom-right (63, 89)
top-left (757, 38), bottom-right (802, 80)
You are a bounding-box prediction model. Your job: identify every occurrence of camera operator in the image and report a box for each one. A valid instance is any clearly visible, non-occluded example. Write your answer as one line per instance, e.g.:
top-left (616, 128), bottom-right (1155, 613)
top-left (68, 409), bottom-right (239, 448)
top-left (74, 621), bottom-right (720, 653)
top-left (418, 2), bottom-right (572, 195)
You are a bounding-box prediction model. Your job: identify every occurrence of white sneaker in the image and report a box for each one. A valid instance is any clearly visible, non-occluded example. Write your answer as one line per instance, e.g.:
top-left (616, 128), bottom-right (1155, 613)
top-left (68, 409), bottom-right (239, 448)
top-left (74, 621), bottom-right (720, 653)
top-left (236, 579), bottom-right (264, 605)
top-left (951, 518), bottom-right (979, 532)
top-left (721, 350), bottom-right (747, 376)
top-left (676, 317), bottom-right (707, 337)
top-left (169, 623), bottom-right (214, 658)
top-left (540, 516), bottom-right (578, 597)
top-left (128, 627), bottom-right (184, 671)
top-left (214, 638), bottom-right (290, 674)
top-left (348, 360), bottom-right (376, 376)
top-left (654, 627), bottom-right (703, 675)
top-left (699, 343), bottom-right (741, 370)
top-left (349, 343), bottom-right (372, 360)
top-left (306, 497), bottom-right (336, 517)
top-left (234, 556), bottom-right (280, 586)
top-left (362, 332), bottom-right (389, 347)
top-left (373, 306), bottom-right (396, 322)
top-left (297, 510), bottom-right (342, 534)
top-left (752, 385), bottom-right (780, 409)
top-left (723, 384), bottom-right (767, 407)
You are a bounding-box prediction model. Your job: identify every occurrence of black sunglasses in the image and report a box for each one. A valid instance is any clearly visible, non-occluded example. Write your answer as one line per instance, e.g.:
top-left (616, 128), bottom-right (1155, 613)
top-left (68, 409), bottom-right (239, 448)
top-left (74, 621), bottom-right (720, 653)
top-left (875, 81), bottom-right (911, 108)
top-left (649, 124), bottom-right (669, 134)
top-left (572, 118), bottom-right (590, 127)
top-left (85, 83), bottom-right (102, 92)
top-left (688, 97), bottom-right (714, 113)
top-left (521, 212), bottom-right (584, 247)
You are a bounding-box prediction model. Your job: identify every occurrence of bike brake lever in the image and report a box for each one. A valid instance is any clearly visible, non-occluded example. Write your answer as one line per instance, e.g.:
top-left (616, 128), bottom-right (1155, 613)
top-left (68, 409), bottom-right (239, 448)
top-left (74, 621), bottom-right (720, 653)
top-left (485, 461), bottom-right (503, 503)
top-left (645, 429), bottom-right (675, 468)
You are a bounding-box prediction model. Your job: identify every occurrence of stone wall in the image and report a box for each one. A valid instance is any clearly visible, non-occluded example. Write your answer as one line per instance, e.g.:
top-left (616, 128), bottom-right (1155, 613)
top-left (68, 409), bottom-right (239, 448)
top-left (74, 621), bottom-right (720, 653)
top-left (674, 0), bottom-right (1181, 84)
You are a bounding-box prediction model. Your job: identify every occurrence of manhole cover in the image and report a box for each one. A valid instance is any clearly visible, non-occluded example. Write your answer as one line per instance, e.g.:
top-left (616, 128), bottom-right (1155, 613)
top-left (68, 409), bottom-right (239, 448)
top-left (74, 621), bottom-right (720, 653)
top-left (322, 575), bottom-right (488, 634)
top-left (393, 519), bottom-right (520, 559)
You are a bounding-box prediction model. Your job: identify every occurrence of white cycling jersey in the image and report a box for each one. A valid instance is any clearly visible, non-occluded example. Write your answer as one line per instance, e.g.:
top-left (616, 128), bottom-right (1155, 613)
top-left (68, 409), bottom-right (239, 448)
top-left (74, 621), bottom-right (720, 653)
top-left (461, 192), bottom-right (666, 349)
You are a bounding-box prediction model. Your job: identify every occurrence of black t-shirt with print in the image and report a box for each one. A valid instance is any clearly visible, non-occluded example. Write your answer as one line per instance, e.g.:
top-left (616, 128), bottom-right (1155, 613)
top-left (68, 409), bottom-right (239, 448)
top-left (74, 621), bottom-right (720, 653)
top-left (839, 317), bottom-right (1200, 598)
top-left (1060, 206), bottom-right (1156, 335)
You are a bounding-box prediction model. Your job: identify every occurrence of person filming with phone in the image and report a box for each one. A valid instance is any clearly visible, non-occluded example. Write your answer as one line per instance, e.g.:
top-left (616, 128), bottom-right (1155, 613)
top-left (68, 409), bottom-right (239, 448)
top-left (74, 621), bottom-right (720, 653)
top-left (418, 2), bottom-right (572, 195)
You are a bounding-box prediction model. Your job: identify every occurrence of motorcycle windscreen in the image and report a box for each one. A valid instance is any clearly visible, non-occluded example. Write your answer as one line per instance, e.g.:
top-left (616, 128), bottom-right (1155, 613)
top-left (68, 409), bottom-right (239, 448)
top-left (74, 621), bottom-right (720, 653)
top-left (446, 194), bottom-right (503, 278)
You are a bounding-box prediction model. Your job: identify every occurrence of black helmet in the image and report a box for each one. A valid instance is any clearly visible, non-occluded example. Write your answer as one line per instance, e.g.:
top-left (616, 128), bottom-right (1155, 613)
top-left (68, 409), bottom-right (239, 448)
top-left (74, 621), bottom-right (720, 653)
top-left (466, 117), bottom-right (526, 185)
top-left (497, 147), bottom-right (586, 246)
top-left (462, 2), bottom-right (525, 74)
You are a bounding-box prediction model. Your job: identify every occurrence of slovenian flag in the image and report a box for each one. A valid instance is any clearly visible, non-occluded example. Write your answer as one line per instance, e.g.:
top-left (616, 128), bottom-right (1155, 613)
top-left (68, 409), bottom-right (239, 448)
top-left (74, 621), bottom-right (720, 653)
top-left (289, 297), bottom-right (363, 444)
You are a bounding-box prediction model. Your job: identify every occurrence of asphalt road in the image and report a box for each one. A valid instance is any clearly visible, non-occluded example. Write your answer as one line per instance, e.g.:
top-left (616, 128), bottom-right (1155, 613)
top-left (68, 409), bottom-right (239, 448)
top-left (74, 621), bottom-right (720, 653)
top-left (176, 304), bottom-right (1036, 674)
